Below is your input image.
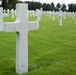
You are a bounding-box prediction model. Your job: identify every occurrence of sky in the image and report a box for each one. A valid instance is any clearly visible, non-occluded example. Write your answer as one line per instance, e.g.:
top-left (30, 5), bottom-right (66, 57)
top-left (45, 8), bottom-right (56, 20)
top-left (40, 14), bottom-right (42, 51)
top-left (20, 0), bottom-right (76, 5)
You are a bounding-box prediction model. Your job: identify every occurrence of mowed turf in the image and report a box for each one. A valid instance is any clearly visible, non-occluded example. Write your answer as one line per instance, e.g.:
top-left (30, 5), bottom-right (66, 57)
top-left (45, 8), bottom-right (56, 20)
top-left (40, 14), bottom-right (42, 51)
top-left (0, 13), bottom-right (76, 75)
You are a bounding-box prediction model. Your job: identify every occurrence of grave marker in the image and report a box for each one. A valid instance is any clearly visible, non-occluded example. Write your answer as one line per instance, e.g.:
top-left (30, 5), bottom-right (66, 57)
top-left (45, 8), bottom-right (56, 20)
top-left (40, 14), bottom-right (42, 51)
top-left (72, 12), bottom-right (75, 20)
top-left (3, 13), bottom-right (8, 17)
top-left (3, 4), bottom-right (39, 74)
top-left (75, 17), bottom-right (76, 24)
top-left (59, 10), bottom-right (63, 26)
top-left (52, 11), bottom-right (55, 21)
top-left (29, 10), bottom-right (35, 16)
top-left (11, 9), bottom-right (15, 18)
top-left (63, 11), bottom-right (66, 20)
top-left (36, 9), bottom-right (41, 21)
top-left (7, 9), bottom-right (10, 15)
top-left (0, 7), bottom-right (3, 31)
top-left (3, 9), bottom-right (8, 17)
top-left (75, 13), bottom-right (76, 24)
top-left (15, 9), bottom-right (16, 15)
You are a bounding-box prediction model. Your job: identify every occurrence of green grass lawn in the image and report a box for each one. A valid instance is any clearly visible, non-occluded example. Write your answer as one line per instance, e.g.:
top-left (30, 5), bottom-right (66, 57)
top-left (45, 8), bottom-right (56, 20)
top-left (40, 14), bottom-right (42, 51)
top-left (0, 14), bottom-right (76, 75)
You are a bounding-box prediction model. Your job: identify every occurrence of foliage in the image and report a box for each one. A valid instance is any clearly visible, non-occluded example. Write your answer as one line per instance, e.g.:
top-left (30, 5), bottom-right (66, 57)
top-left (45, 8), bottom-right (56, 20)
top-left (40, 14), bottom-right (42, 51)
top-left (2, 0), bottom-right (17, 9)
top-left (2, 0), bottom-right (8, 9)
top-left (42, 3), bottom-right (47, 11)
top-left (61, 4), bottom-right (67, 11)
top-left (25, 1), bottom-right (42, 10)
top-left (68, 3), bottom-right (76, 12)
top-left (51, 2), bottom-right (55, 10)
top-left (1, 0), bottom-right (76, 11)
top-left (42, 2), bottom-right (55, 11)
top-left (7, 4), bottom-right (13, 10)
top-left (44, 3), bottom-right (51, 11)
top-left (56, 3), bottom-right (61, 11)
top-left (16, 1), bottom-right (23, 3)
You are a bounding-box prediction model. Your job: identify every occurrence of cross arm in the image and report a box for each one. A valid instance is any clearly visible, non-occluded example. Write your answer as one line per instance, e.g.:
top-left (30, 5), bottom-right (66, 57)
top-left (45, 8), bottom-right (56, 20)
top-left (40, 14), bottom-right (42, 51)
top-left (28, 21), bottom-right (39, 31)
top-left (3, 22), bottom-right (18, 32)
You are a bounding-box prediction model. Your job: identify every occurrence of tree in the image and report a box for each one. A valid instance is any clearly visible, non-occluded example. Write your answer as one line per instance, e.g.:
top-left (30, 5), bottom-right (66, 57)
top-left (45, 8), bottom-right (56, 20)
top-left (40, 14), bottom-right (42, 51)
top-left (34, 2), bottom-right (42, 10)
top-left (7, 4), bottom-right (13, 10)
top-left (2, 0), bottom-right (8, 9)
top-left (25, 1), bottom-right (42, 10)
top-left (68, 3), bottom-right (75, 12)
top-left (2, 0), bottom-right (18, 9)
top-left (8, 0), bottom-right (18, 9)
top-left (42, 3), bottom-right (47, 11)
top-left (61, 4), bottom-right (66, 11)
top-left (42, 2), bottom-right (56, 11)
top-left (74, 4), bottom-right (76, 12)
top-left (51, 2), bottom-right (55, 10)
top-left (56, 3), bottom-right (61, 10)
top-left (45, 4), bottom-right (51, 11)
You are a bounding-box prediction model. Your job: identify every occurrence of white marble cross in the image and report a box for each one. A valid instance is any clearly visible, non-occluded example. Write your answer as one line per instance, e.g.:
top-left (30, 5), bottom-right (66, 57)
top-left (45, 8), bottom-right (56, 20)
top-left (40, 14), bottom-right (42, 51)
top-left (7, 9), bottom-right (10, 15)
top-left (52, 11), bottom-right (55, 21)
top-left (59, 10), bottom-right (63, 26)
top-left (0, 7), bottom-right (3, 31)
top-left (75, 18), bottom-right (76, 25)
top-left (3, 9), bottom-right (8, 17)
top-left (3, 4), bottom-right (39, 74)
top-left (15, 9), bottom-right (16, 15)
top-left (72, 12), bottom-right (75, 20)
top-left (63, 11), bottom-right (66, 20)
top-left (40, 8), bottom-right (43, 12)
top-left (36, 9), bottom-right (41, 21)
top-left (3, 13), bottom-right (8, 17)
top-left (49, 11), bottom-right (52, 18)
top-left (11, 9), bottom-right (15, 18)
top-left (40, 8), bottom-right (43, 15)
top-left (75, 13), bottom-right (76, 25)
top-left (29, 10), bottom-right (35, 16)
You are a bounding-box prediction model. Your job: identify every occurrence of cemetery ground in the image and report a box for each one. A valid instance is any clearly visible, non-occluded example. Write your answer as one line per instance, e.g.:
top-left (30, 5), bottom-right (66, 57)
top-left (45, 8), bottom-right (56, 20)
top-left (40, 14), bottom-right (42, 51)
top-left (0, 14), bottom-right (76, 75)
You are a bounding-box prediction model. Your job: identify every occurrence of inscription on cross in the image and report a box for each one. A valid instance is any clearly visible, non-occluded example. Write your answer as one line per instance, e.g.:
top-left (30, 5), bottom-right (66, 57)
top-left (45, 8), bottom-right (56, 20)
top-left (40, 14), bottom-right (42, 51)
top-left (3, 4), bottom-right (39, 74)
